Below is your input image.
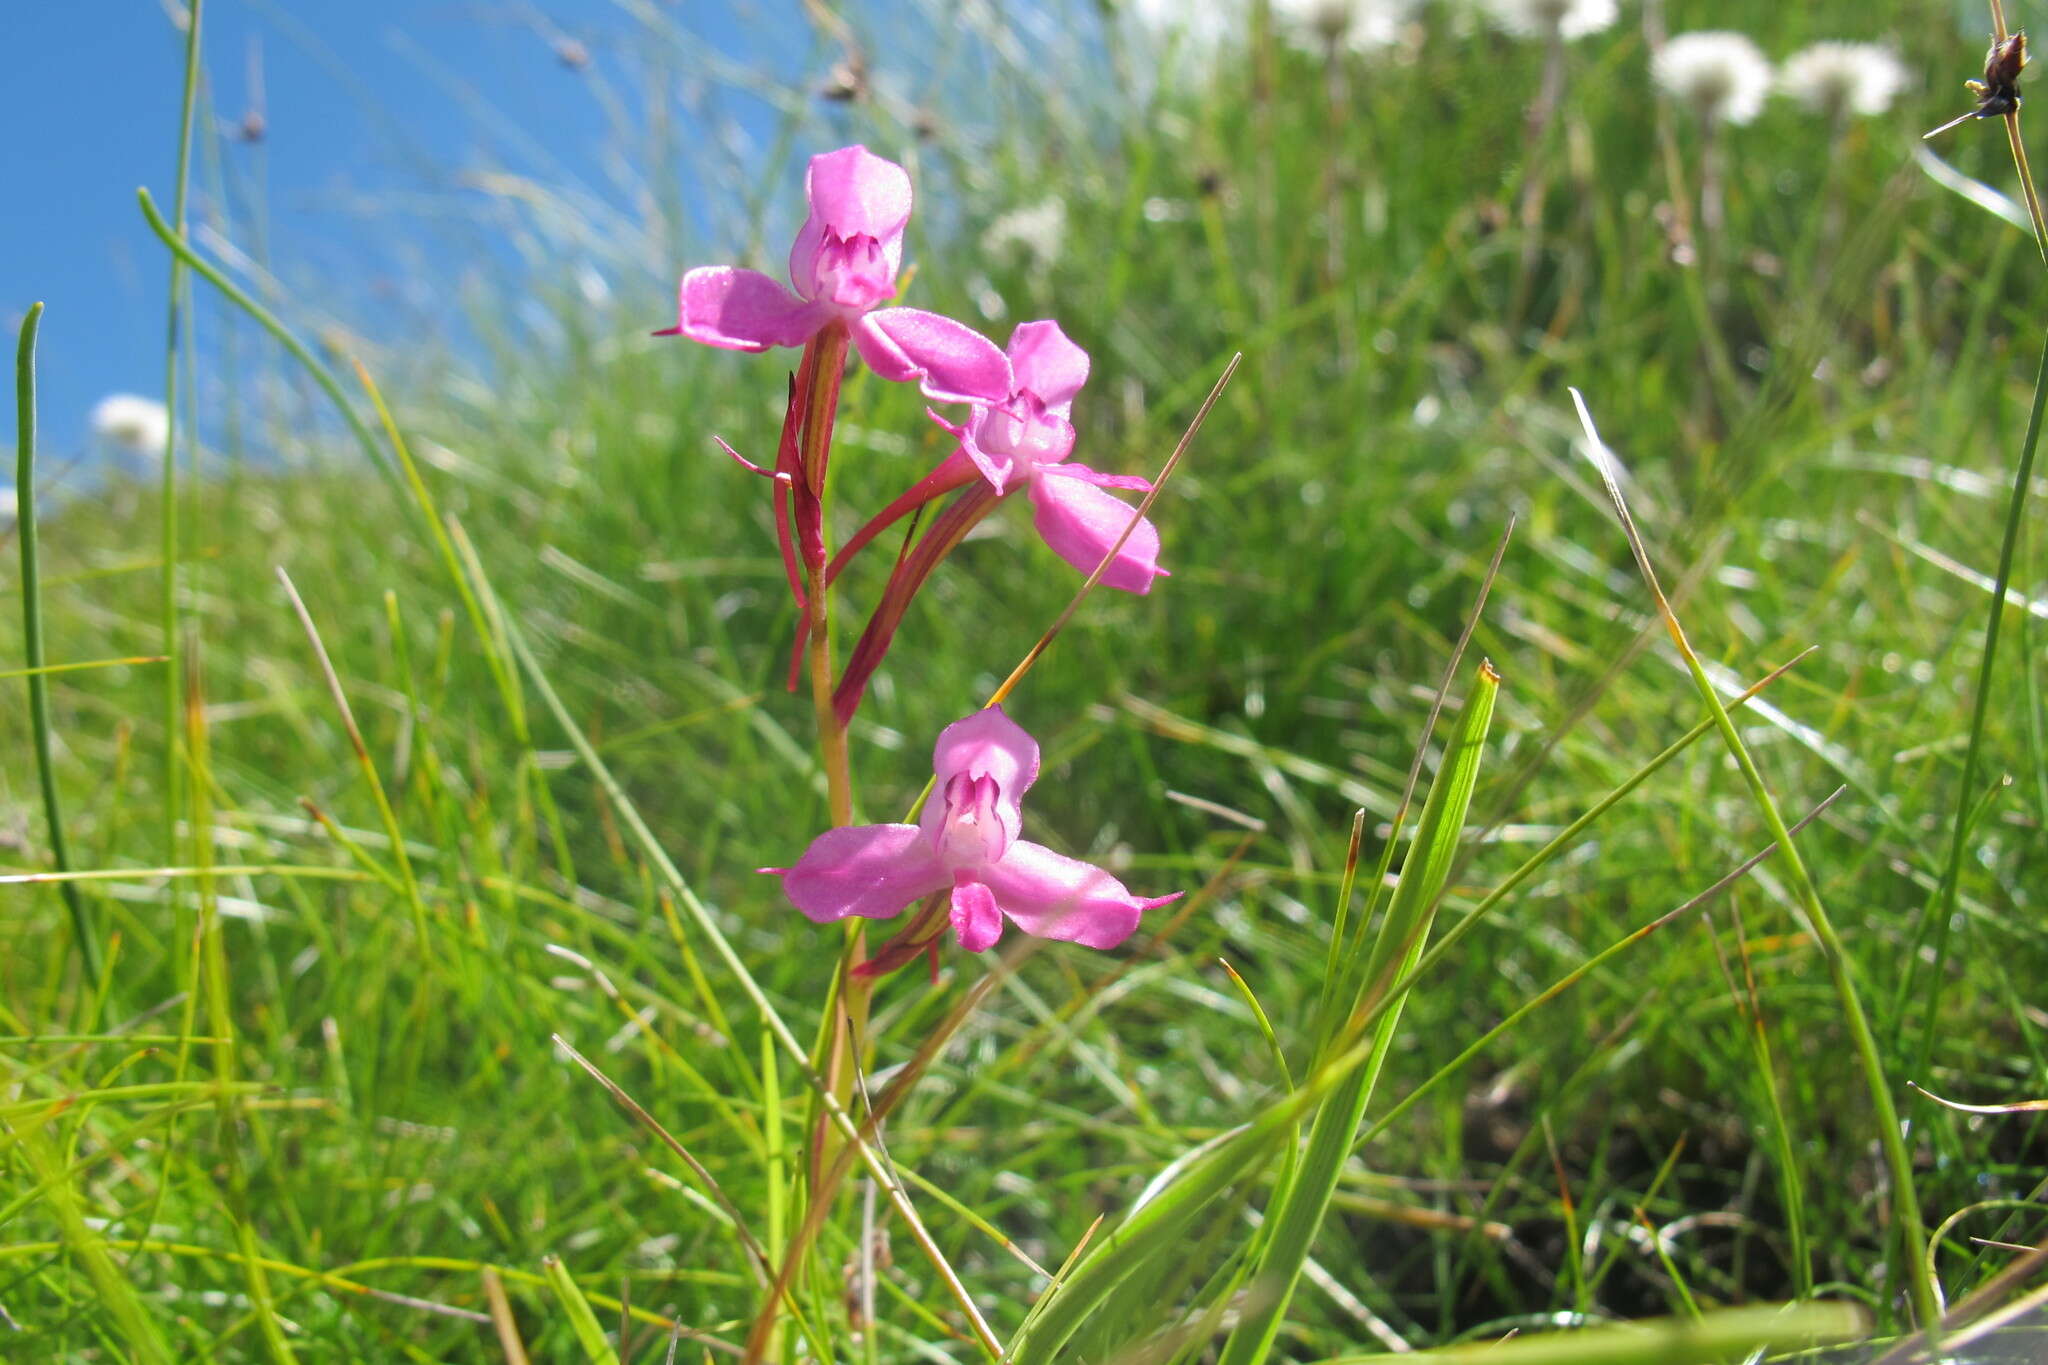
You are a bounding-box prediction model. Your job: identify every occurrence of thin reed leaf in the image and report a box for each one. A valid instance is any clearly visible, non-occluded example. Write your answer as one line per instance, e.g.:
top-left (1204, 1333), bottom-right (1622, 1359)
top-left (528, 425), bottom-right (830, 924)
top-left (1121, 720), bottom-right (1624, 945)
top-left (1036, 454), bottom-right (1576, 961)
top-left (135, 189), bottom-right (394, 485)
top-left (1906, 329), bottom-right (2048, 1085)
top-left (1339, 519), bottom-right (1515, 991)
top-left (275, 567), bottom-right (435, 956)
top-left (1218, 662), bottom-right (1500, 1365)
top-left (481, 1267), bottom-right (534, 1365)
top-left (159, 0), bottom-right (203, 889)
top-left (1724, 896), bottom-right (1813, 1300)
top-left (0, 655), bottom-right (166, 682)
top-left (1570, 387), bottom-right (1938, 1330)
top-left (985, 352), bottom-right (1241, 709)
top-left (541, 1254), bottom-right (624, 1365)
top-left (1309, 1301), bottom-right (1864, 1365)
top-left (1218, 957), bottom-right (1293, 1094)
top-left (1356, 788), bottom-right (1845, 1152)
top-left (0, 1238), bottom-right (687, 1333)
top-left (8, 1117), bottom-right (175, 1364)
top-left (550, 1035), bottom-right (773, 1288)
top-left (15, 304), bottom-right (97, 981)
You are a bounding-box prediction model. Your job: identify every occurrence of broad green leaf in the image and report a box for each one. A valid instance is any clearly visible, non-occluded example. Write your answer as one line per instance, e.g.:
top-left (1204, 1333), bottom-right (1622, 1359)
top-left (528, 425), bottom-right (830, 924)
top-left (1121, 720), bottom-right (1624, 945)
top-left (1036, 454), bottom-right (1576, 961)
top-left (1218, 662), bottom-right (1499, 1365)
top-left (541, 1253), bottom-right (623, 1365)
top-left (1312, 1301), bottom-right (1865, 1365)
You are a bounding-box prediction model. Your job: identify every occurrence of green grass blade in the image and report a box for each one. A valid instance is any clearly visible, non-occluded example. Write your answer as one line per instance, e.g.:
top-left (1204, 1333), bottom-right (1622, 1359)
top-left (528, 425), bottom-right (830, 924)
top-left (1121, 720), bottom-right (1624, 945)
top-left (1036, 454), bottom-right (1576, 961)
top-left (1311, 1301), bottom-right (1865, 1365)
top-left (159, 0), bottom-right (203, 883)
top-left (540, 1254), bottom-right (623, 1365)
top-left (1217, 662), bottom-right (1499, 1365)
top-left (275, 567), bottom-right (436, 958)
top-left (8, 1115), bottom-right (175, 1364)
top-left (1325, 520), bottom-right (1514, 1035)
top-left (15, 304), bottom-right (98, 982)
top-left (1570, 388), bottom-right (1937, 1330)
top-left (1736, 955), bottom-right (1814, 1302)
top-left (1357, 653), bottom-right (1807, 1058)
top-left (1355, 788), bottom-right (1843, 1154)
top-left (0, 655), bottom-right (166, 681)
top-left (134, 188), bottom-right (395, 487)
top-left (1907, 326), bottom-right (2048, 1079)
top-left (1004, 1068), bottom-right (1320, 1361)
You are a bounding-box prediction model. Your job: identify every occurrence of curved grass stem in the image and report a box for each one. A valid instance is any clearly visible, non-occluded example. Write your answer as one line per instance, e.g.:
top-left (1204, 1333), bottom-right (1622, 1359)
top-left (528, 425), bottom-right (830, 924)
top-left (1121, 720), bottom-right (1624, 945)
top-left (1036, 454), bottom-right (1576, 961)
top-left (1571, 388), bottom-right (1940, 1332)
top-left (1909, 333), bottom-right (2048, 1081)
top-left (16, 305), bottom-right (98, 983)
top-left (159, 0), bottom-right (202, 880)
top-left (136, 189), bottom-right (393, 485)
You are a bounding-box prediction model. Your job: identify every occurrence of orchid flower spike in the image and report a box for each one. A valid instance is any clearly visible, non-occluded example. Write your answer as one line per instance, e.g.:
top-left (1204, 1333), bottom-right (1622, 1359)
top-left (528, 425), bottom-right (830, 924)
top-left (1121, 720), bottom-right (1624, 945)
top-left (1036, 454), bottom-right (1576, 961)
top-left (660, 145), bottom-right (1008, 403)
top-left (934, 321), bottom-right (1168, 593)
top-left (774, 707), bottom-right (1180, 954)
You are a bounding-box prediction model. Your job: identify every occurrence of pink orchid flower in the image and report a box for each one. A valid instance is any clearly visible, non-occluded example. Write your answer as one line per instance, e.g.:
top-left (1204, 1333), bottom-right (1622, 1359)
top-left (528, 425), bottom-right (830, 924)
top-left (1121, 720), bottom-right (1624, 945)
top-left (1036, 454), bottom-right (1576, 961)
top-left (774, 707), bottom-right (1179, 954)
top-left (810, 321), bottom-right (1170, 725)
top-left (659, 144), bottom-right (1008, 404)
top-left (932, 320), bottom-right (1167, 593)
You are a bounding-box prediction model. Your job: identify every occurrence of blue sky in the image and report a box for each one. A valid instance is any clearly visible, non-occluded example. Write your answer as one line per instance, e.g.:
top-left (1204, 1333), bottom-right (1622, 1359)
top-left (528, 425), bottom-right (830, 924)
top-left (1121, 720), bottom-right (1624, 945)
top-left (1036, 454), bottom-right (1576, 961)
top-left (5, 1), bottom-right (804, 461)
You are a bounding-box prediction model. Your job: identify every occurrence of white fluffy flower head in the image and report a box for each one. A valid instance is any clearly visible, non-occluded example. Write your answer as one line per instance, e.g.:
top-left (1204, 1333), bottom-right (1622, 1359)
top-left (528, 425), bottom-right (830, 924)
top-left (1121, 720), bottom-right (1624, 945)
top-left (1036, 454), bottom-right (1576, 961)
top-left (89, 394), bottom-right (170, 459)
top-left (982, 197), bottom-right (1068, 270)
top-left (1272, 0), bottom-right (1419, 55)
top-left (1778, 41), bottom-right (1911, 118)
top-left (1654, 31), bottom-right (1774, 126)
top-left (1481, 0), bottom-right (1620, 42)
top-left (1123, 0), bottom-right (1243, 50)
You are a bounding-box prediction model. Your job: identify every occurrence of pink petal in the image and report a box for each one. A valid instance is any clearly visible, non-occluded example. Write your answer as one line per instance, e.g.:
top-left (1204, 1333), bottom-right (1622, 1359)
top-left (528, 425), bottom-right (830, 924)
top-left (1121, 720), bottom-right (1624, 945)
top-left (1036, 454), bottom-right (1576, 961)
top-left (1006, 320), bottom-right (1090, 415)
top-left (960, 397), bottom-right (1074, 491)
top-left (950, 879), bottom-right (1005, 953)
top-left (954, 415), bottom-right (1015, 491)
top-left (931, 706), bottom-right (1039, 802)
top-left (926, 773), bottom-right (1014, 869)
top-left (854, 309), bottom-right (1013, 405)
top-left (980, 840), bottom-right (1177, 950)
top-left (1027, 467), bottom-right (1169, 593)
top-left (789, 146), bottom-right (912, 302)
top-left (778, 823), bottom-right (947, 924)
top-left (664, 267), bottom-right (826, 351)
top-left (1044, 463), bottom-right (1150, 492)
top-left (805, 233), bottom-right (896, 311)
top-left (920, 707), bottom-right (1039, 855)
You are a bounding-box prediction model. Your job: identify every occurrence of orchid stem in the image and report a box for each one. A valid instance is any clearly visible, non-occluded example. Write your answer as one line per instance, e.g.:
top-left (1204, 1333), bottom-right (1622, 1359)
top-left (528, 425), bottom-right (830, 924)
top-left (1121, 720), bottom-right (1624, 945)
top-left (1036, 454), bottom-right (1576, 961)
top-left (789, 324), bottom-right (872, 1346)
top-left (797, 325), bottom-right (855, 829)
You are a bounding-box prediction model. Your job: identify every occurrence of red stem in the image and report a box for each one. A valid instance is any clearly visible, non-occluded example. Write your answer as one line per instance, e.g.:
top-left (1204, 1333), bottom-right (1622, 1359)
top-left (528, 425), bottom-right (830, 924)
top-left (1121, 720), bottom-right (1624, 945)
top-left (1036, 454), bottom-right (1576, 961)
top-left (786, 448), bottom-right (981, 690)
top-left (832, 481), bottom-right (1003, 725)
